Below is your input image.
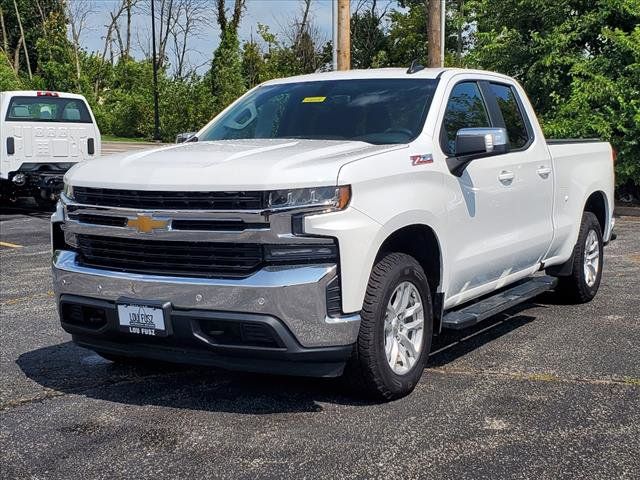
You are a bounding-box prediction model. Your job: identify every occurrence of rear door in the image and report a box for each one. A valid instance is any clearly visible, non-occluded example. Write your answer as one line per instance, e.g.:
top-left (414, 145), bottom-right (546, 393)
top-left (4, 93), bottom-right (98, 168)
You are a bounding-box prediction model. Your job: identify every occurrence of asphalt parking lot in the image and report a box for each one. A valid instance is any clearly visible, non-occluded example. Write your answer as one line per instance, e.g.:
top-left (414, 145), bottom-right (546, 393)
top-left (1, 202), bottom-right (639, 479)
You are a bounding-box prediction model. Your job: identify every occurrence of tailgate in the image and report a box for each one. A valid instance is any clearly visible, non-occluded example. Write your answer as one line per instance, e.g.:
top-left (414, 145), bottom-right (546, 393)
top-left (3, 94), bottom-right (98, 169)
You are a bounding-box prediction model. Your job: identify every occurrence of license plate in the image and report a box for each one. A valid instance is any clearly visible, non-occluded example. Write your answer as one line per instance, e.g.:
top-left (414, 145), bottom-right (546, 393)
top-left (117, 303), bottom-right (166, 336)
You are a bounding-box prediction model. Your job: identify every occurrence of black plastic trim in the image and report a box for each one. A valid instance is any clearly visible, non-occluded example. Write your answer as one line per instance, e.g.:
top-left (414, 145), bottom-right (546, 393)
top-left (546, 138), bottom-right (602, 145)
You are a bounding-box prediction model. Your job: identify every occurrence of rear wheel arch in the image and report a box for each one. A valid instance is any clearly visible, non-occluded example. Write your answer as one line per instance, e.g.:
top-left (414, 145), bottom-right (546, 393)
top-left (583, 190), bottom-right (608, 235)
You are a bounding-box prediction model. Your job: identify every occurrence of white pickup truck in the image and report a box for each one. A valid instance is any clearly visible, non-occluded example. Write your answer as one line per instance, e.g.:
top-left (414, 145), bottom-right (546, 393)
top-left (51, 68), bottom-right (615, 399)
top-left (0, 91), bottom-right (100, 206)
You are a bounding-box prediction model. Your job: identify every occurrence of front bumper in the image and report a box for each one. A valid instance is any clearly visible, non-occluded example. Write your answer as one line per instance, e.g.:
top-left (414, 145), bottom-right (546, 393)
top-left (2, 163), bottom-right (74, 198)
top-left (52, 250), bottom-right (360, 374)
top-left (61, 295), bottom-right (353, 377)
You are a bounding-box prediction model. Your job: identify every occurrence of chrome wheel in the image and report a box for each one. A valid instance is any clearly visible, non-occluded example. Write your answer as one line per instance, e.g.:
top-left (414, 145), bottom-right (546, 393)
top-left (384, 281), bottom-right (424, 375)
top-left (583, 229), bottom-right (600, 287)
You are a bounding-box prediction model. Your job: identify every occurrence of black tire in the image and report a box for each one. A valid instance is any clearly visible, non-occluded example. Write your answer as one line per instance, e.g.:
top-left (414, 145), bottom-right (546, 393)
top-left (553, 212), bottom-right (604, 303)
top-left (343, 252), bottom-right (433, 400)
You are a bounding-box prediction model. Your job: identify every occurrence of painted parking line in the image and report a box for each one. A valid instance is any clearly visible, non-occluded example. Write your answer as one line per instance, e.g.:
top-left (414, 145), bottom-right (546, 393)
top-left (0, 241), bottom-right (23, 249)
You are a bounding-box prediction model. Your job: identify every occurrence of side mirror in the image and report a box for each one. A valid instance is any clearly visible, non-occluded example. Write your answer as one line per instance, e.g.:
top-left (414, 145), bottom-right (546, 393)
top-left (176, 132), bottom-right (196, 144)
top-left (447, 127), bottom-right (509, 176)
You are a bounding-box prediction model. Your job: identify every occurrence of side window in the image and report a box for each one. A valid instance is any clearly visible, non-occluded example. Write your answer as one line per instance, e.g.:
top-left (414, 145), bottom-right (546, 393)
top-left (488, 83), bottom-right (530, 149)
top-left (441, 82), bottom-right (490, 155)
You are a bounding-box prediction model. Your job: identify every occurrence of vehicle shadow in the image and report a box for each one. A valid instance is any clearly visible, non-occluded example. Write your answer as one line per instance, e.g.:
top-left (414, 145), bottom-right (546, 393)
top-left (0, 198), bottom-right (55, 220)
top-left (17, 305), bottom-right (542, 414)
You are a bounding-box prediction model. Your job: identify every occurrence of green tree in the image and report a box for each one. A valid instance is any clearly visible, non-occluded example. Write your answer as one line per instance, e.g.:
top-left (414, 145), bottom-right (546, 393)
top-left (210, 26), bottom-right (246, 113)
top-left (0, 0), bottom-right (65, 78)
top-left (0, 50), bottom-right (22, 90)
top-left (466, 0), bottom-right (640, 186)
top-left (35, 10), bottom-right (76, 91)
top-left (241, 39), bottom-right (264, 88)
top-left (351, 5), bottom-right (389, 69)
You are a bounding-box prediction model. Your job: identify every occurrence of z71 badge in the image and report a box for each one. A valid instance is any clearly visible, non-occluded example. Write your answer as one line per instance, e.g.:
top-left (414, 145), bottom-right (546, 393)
top-left (410, 154), bottom-right (434, 166)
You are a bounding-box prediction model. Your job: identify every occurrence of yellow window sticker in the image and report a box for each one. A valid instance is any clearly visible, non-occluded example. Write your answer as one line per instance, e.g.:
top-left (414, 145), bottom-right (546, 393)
top-left (302, 96), bottom-right (327, 103)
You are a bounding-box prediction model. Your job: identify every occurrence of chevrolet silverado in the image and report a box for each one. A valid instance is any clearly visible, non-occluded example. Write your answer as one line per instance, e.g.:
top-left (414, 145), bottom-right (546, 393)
top-left (51, 68), bottom-right (615, 399)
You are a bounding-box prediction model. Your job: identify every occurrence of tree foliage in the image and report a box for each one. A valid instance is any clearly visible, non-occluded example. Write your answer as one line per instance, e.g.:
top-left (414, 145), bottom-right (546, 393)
top-left (1, 0), bottom-right (637, 189)
top-left (464, 0), bottom-right (640, 186)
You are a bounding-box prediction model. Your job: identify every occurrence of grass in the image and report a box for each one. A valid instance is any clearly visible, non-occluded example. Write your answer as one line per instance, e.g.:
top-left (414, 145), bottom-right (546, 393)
top-left (101, 134), bottom-right (151, 143)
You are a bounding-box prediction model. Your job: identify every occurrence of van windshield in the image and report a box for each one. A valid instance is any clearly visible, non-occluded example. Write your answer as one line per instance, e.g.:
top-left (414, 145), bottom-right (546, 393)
top-left (5, 96), bottom-right (92, 123)
top-left (198, 79), bottom-right (439, 145)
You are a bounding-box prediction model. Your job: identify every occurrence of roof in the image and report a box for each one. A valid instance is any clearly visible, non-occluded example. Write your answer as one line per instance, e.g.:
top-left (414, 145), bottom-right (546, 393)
top-left (261, 67), bottom-right (512, 86)
top-left (0, 90), bottom-right (88, 100)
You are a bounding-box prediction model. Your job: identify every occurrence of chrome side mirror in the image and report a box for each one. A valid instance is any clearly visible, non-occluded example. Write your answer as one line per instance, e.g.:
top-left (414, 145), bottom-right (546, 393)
top-left (175, 132), bottom-right (196, 144)
top-left (447, 127), bottom-right (510, 176)
top-left (455, 127), bottom-right (509, 156)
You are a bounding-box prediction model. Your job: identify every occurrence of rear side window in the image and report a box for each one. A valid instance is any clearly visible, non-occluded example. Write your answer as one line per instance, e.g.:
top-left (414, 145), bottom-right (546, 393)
top-left (441, 82), bottom-right (490, 155)
top-left (5, 97), bottom-right (92, 123)
top-left (488, 83), bottom-right (530, 149)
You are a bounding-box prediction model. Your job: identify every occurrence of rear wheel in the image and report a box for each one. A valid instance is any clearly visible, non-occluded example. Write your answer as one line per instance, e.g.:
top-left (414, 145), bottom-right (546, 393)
top-left (344, 252), bottom-right (433, 400)
top-left (552, 212), bottom-right (604, 303)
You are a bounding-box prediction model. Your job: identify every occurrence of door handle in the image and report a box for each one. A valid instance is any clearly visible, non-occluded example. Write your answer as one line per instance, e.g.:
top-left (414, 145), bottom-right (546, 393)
top-left (537, 166), bottom-right (552, 178)
top-left (498, 170), bottom-right (515, 184)
top-left (6, 137), bottom-right (15, 155)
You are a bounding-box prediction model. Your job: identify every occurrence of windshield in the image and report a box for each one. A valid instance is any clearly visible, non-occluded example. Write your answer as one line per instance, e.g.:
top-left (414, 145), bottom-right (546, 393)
top-left (199, 79), bottom-right (439, 145)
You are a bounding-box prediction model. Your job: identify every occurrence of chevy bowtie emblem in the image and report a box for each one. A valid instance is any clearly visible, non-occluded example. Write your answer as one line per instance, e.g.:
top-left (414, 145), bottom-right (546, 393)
top-left (126, 214), bottom-right (170, 233)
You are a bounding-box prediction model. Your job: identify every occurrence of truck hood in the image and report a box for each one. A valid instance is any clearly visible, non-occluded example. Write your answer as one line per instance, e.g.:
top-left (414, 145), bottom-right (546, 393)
top-left (66, 139), bottom-right (404, 190)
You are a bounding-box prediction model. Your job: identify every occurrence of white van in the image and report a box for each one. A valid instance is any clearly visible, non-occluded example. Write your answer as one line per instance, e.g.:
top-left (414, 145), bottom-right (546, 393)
top-left (0, 90), bottom-right (100, 206)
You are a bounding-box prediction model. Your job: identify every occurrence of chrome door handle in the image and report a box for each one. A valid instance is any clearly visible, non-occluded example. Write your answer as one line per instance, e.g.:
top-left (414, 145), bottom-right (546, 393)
top-left (537, 166), bottom-right (552, 178)
top-left (498, 170), bottom-right (515, 183)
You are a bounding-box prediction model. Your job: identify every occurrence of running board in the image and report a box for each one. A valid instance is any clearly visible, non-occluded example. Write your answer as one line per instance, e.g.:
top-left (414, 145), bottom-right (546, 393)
top-left (442, 276), bottom-right (558, 330)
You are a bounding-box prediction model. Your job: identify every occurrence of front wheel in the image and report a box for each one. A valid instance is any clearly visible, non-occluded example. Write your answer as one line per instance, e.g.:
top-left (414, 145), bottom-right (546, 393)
top-left (552, 212), bottom-right (604, 303)
top-left (344, 253), bottom-right (433, 400)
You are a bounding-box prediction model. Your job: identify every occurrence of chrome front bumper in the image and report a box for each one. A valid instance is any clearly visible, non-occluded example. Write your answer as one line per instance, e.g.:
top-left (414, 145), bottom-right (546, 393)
top-left (52, 250), bottom-right (360, 348)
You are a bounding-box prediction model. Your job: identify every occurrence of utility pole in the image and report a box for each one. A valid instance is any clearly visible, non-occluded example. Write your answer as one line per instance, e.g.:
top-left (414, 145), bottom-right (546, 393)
top-left (332, 0), bottom-right (338, 70)
top-left (150, 0), bottom-right (160, 141)
top-left (337, 0), bottom-right (350, 70)
top-left (427, 0), bottom-right (443, 68)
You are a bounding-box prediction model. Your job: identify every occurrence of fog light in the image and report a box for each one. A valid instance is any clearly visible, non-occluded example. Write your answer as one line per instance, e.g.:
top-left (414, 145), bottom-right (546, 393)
top-left (12, 173), bottom-right (26, 186)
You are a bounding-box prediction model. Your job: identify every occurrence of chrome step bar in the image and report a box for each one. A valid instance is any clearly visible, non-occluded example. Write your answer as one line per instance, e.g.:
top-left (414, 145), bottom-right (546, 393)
top-left (442, 276), bottom-right (558, 330)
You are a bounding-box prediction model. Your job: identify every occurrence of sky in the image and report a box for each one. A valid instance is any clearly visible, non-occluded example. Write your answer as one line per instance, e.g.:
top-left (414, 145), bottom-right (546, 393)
top-left (80, 0), bottom-right (339, 74)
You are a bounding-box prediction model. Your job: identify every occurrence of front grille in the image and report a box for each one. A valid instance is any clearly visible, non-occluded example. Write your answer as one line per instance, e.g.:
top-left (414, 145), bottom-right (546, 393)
top-left (68, 213), bottom-right (127, 227)
top-left (73, 187), bottom-right (266, 210)
top-left (75, 235), bottom-right (264, 278)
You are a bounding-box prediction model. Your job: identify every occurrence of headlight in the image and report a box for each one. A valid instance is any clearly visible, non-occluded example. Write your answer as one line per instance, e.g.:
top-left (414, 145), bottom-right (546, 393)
top-left (62, 183), bottom-right (74, 199)
top-left (267, 186), bottom-right (351, 212)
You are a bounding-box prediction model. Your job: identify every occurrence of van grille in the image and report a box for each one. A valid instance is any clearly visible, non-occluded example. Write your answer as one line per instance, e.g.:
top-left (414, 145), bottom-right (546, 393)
top-left (73, 187), bottom-right (266, 211)
top-left (75, 235), bottom-right (264, 278)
